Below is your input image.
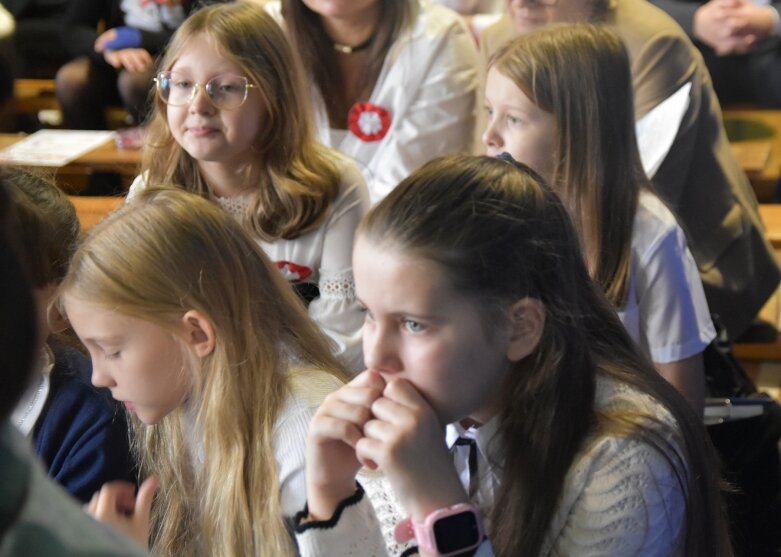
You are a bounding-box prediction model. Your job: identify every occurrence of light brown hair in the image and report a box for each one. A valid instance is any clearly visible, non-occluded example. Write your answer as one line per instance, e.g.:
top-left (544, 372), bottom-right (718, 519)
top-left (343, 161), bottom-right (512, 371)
top-left (143, 2), bottom-right (340, 241)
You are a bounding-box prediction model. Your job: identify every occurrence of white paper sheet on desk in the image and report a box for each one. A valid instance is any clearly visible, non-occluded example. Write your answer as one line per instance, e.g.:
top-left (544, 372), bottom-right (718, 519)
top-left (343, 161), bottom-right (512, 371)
top-left (0, 130), bottom-right (116, 167)
top-left (635, 82), bottom-right (692, 179)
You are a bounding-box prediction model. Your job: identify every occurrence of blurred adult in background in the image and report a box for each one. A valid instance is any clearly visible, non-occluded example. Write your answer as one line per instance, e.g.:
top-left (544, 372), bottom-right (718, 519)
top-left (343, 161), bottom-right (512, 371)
top-left (56, 0), bottom-right (223, 129)
top-left (652, 0), bottom-right (781, 107)
top-left (481, 0), bottom-right (780, 344)
top-left (1, 0), bottom-right (70, 79)
top-left (438, 0), bottom-right (503, 42)
top-left (266, 0), bottom-right (478, 203)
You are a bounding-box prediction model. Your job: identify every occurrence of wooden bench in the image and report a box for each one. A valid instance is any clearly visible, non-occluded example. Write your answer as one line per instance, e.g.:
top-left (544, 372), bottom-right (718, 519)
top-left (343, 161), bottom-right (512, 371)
top-left (730, 204), bottom-right (781, 402)
top-left (732, 205), bottom-right (781, 359)
top-left (12, 79), bottom-right (131, 129)
top-left (723, 109), bottom-right (781, 202)
top-left (13, 79), bottom-right (60, 114)
top-left (68, 195), bottom-right (124, 230)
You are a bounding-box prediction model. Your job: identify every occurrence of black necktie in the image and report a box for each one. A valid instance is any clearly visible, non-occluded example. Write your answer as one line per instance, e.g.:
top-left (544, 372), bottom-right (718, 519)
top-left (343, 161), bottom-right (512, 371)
top-left (451, 436), bottom-right (478, 499)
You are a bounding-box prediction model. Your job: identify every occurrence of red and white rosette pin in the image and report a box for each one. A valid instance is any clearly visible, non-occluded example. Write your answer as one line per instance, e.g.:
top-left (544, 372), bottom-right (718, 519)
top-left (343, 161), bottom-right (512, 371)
top-left (348, 102), bottom-right (391, 142)
top-left (275, 261), bottom-right (313, 283)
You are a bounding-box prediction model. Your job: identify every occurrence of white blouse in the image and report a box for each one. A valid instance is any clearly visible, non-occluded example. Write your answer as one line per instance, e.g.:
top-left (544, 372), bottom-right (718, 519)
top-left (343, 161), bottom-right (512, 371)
top-left (127, 152), bottom-right (370, 373)
top-left (618, 190), bottom-right (716, 364)
top-left (267, 0), bottom-right (480, 203)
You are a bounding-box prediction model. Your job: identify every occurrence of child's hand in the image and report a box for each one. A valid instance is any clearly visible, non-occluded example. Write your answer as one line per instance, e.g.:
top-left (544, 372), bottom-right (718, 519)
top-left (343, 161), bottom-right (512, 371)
top-left (95, 27), bottom-right (143, 53)
top-left (305, 370), bottom-right (385, 520)
top-left (358, 378), bottom-right (468, 521)
top-left (94, 29), bottom-right (117, 53)
top-left (103, 48), bottom-right (153, 73)
top-left (86, 476), bottom-right (158, 547)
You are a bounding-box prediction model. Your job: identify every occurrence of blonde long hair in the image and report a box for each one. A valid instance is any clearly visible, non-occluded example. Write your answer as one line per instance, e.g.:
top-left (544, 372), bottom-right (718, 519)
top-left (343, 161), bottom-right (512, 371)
top-left (143, 2), bottom-right (340, 241)
top-left (489, 24), bottom-right (646, 307)
top-left (59, 187), bottom-right (346, 556)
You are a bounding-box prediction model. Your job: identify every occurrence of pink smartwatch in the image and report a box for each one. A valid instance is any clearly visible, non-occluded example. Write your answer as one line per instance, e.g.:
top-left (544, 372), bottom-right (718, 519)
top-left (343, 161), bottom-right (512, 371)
top-left (394, 503), bottom-right (484, 557)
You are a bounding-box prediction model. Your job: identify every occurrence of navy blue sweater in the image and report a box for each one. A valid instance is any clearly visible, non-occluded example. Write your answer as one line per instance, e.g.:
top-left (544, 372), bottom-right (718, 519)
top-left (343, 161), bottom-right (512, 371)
top-left (32, 344), bottom-right (136, 503)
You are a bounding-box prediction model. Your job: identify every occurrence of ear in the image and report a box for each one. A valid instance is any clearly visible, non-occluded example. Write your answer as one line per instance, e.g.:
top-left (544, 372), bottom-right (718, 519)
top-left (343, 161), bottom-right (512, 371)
top-left (505, 297), bottom-right (545, 362)
top-left (180, 310), bottom-right (216, 358)
top-left (38, 283), bottom-right (69, 334)
top-left (48, 303), bottom-right (69, 335)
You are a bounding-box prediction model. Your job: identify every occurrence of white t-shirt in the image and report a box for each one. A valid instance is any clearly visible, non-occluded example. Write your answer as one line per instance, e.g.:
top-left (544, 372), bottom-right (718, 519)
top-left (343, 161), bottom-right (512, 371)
top-left (617, 190), bottom-right (715, 363)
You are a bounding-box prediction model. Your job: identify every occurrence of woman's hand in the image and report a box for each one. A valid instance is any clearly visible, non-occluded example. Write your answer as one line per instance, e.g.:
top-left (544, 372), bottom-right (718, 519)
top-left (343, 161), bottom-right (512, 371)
top-left (358, 378), bottom-right (468, 522)
top-left (305, 370), bottom-right (386, 520)
top-left (86, 476), bottom-right (158, 547)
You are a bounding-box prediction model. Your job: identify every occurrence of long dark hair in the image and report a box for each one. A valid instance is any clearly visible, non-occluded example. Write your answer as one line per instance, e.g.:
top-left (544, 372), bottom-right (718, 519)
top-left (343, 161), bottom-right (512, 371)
top-left (0, 177), bottom-right (38, 421)
top-left (281, 0), bottom-right (416, 126)
top-left (360, 154), bottom-right (729, 556)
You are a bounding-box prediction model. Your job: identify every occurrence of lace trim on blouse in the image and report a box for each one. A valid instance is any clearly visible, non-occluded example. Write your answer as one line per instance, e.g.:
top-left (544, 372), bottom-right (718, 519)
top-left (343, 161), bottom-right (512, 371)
top-left (320, 271), bottom-right (356, 302)
top-left (214, 194), bottom-right (250, 220)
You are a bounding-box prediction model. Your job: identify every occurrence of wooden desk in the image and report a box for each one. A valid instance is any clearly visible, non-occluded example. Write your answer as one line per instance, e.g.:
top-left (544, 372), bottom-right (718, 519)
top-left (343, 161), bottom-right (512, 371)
top-left (0, 133), bottom-right (141, 193)
top-left (724, 109), bottom-right (781, 202)
top-left (68, 195), bottom-right (124, 231)
top-left (759, 204), bottom-right (781, 250)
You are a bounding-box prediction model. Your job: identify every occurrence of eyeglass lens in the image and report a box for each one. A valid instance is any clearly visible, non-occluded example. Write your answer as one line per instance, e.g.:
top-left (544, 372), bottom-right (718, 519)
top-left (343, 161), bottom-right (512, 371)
top-left (156, 72), bottom-right (249, 110)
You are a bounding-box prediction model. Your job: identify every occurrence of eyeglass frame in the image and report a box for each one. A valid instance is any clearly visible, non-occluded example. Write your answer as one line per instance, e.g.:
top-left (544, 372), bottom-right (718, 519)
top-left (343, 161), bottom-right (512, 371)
top-left (153, 70), bottom-right (257, 110)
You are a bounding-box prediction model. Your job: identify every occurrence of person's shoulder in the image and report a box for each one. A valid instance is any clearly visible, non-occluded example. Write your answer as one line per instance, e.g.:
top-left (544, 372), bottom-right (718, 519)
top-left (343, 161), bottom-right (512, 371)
top-left (421, 2), bottom-right (468, 27)
top-left (1, 425), bottom-right (149, 557)
top-left (594, 373), bottom-right (679, 431)
top-left (323, 149), bottom-right (370, 204)
top-left (611, 0), bottom-right (694, 53)
top-left (286, 367), bottom-right (344, 410)
top-left (262, 0), bottom-right (283, 24)
top-left (408, 1), bottom-right (473, 43)
top-left (479, 14), bottom-right (516, 58)
top-left (271, 368), bottom-right (343, 436)
top-left (632, 190), bottom-right (686, 254)
top-left (635, 190), bottom-right (680, 229)
top-left (126, 172), bottom-right (149, 201)
top-left (564, 375), bottom-right (683, 502)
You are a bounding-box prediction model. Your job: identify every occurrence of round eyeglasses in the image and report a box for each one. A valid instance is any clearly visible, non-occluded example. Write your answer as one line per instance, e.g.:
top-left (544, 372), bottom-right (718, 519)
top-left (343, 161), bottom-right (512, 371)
top-left (154, 71), bottom-right (256, 110)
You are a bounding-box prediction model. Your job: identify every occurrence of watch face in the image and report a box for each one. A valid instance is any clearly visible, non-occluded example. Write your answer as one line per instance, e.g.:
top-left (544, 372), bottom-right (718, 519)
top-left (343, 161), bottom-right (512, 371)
top-left (433, 510), bottom-right (482, 554)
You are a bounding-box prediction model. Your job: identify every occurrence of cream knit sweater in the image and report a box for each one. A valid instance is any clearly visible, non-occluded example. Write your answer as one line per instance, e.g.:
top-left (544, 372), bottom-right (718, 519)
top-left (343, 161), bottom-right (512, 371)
top-left (295, 374), bottom-right (686, 556)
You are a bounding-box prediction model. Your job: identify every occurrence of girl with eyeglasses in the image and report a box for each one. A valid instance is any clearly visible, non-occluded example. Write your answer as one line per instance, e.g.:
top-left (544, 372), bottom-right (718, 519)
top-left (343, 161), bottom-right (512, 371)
top-left (63, 187), bottom-right (346, 556)
top-left (130, 2), bottom-right (370, 373)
